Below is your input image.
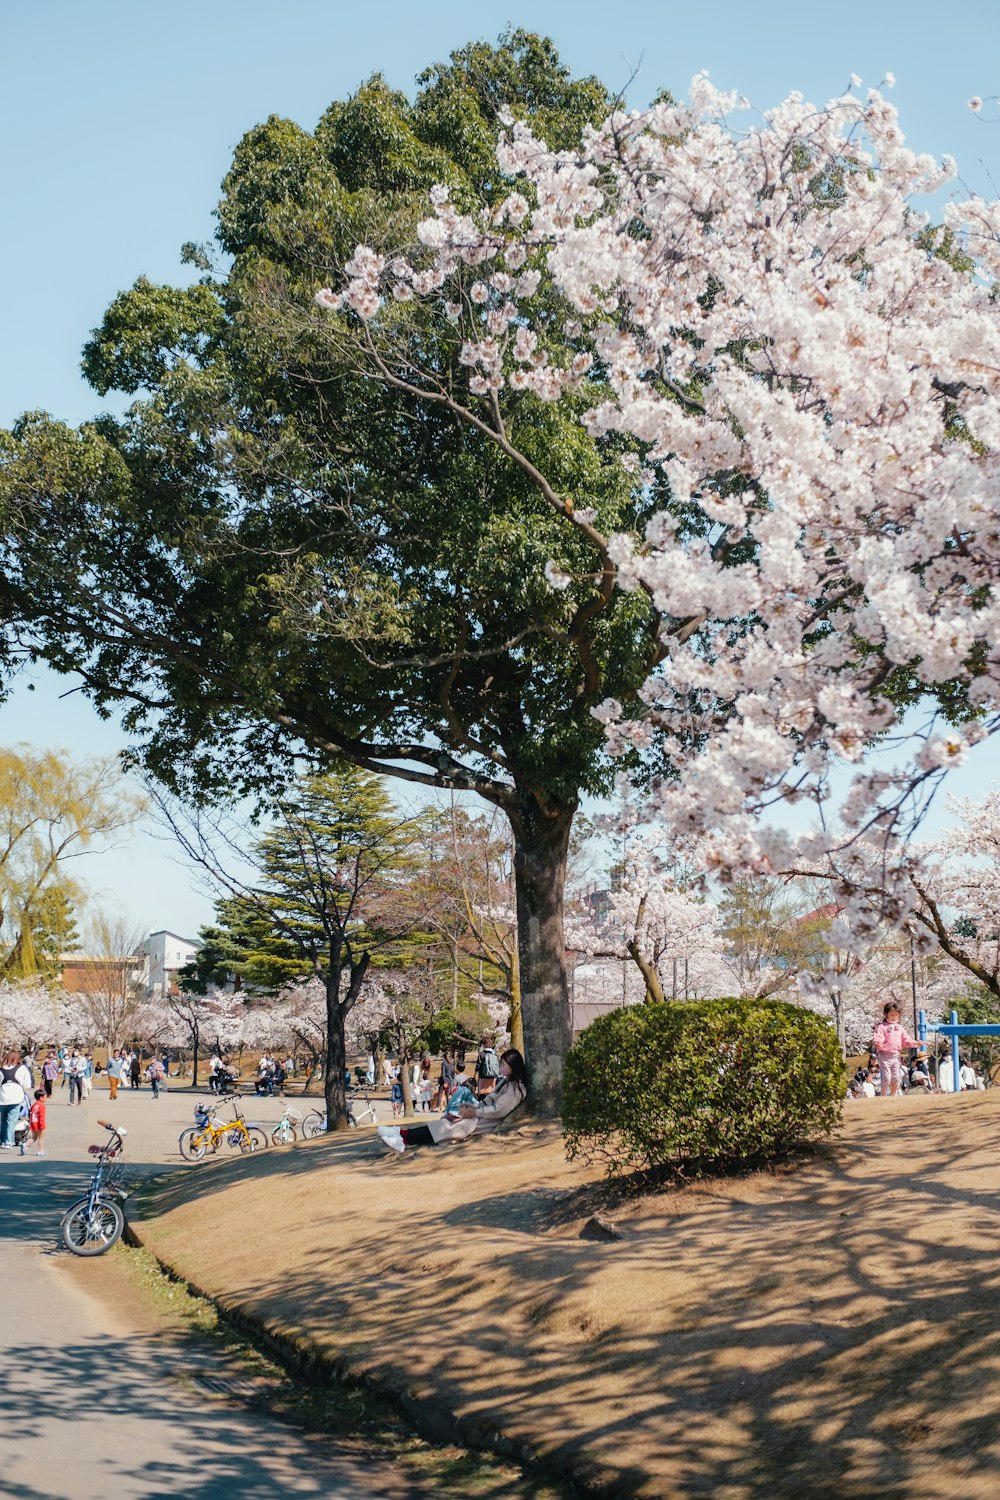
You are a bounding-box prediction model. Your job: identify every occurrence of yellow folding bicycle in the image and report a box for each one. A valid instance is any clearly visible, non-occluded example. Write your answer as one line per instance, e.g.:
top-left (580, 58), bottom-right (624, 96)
top-left (178, 1097), bottom-right (268, 1161)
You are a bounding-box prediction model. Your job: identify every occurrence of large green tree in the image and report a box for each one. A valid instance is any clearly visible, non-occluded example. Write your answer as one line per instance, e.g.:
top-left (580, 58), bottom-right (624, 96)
top-left (0, 33), bottom-right (676, 1110)
top-left (172, 766), bottom-right (420, 1129)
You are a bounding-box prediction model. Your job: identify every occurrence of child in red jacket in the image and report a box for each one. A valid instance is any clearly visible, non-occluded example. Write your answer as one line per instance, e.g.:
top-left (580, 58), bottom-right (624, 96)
top-left (28, 1089), bottom-right (46, 1155)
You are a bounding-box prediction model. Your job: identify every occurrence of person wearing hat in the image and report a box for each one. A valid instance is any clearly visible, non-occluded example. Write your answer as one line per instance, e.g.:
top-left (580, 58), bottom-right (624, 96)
top-left (872, 999), bottom-right (922, 1098)
top-left (909, 1051), bottom-right (932, 1093)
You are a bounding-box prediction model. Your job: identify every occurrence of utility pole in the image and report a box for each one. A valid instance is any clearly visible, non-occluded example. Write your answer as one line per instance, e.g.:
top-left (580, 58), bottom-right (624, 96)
top-left (910, 932), bottom-right (919, 1040)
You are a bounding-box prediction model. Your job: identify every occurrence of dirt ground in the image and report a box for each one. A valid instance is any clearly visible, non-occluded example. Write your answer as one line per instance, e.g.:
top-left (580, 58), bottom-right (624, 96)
top-left (128, 1093), bottom-right (1000, 1499)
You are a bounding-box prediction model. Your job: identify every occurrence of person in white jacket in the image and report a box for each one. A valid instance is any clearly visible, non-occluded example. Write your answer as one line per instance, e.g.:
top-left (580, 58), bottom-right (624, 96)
top-left (377, 1050), bottom-right (527, 1155)
top-left (0, 1049), bottom-right (33, 1148)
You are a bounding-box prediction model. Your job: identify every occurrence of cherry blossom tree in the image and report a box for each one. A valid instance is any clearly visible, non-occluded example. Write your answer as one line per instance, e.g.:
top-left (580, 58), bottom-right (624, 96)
top-left (0, 980), bottom-right (76, 1051)
top-left (8, 54), bottom-right (999, 1111)
top-left (319, 73), bottom-right (1000, 981)
top-left (348, 970), bottom-right (457, 1114)
top-left (265, 981), bottom-right (328, 1087)
top-left (571, 835), bottom-right (731, 1003)
top-left (902, 792), bottom-right (1000, 999)
top-left (798, 925), bottom-right (967, 1056)
top-left (156, 987), bottom-right (265, 1087)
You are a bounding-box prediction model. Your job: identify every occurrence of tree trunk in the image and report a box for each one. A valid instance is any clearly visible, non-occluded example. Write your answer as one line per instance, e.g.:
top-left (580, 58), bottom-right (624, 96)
top-left (323, 954), bottom-right (370, 1131)
top-left (191, 1023), bottom-right (200, 1088)
top-left (626, 939), bottom-right (666, 1005)
top-left (832, 988), bottom-right (846, 1057)
top-left (324, 983), bottom-right (350, 1131)
top-left (400, 1053), bottom-right (415, 1116)
top-left (509, 942), bottom-right (524, 1055)
top-left (508, 796), bottom-right (576, 1116)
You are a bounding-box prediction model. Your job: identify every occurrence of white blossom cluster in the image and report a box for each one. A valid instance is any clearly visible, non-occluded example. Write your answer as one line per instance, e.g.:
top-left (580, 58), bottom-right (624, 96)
top-left (569, 836), bottom-right (759, 1000)
top-left (897, 791), bottom-right (1000, 991)
top-left (0, 981), bottom-right (85, 1049)
top-left (317, 76), bottom-right (1000, 925)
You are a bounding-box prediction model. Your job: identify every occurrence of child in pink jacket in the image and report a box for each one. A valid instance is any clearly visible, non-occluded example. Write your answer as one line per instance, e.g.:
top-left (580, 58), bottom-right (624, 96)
top-left (872, 1000), bottom-right (922, 1097)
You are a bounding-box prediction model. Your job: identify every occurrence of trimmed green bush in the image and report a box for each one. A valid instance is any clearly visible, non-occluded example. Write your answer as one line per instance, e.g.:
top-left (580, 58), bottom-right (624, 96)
top-left (562, 998), bottom-right (844, 1177)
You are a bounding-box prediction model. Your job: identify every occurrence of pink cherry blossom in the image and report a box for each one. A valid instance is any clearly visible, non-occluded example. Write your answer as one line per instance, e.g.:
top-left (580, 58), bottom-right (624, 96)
top-left (315, 76), bottom-right (1000, 921)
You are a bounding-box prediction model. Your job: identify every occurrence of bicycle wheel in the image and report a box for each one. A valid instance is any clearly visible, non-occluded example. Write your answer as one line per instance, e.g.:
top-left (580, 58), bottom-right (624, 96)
top-left (179, 1127), bottom-right (207, 1162)
top-left (61, 1196), bottom-right (125, 1256)
top-left (240, 1125), bottom-right (269, 1153)
top-left (302, 1111), bottom-right (326, 1138)
top-left (270, 1122), bottom-right (297, 1146)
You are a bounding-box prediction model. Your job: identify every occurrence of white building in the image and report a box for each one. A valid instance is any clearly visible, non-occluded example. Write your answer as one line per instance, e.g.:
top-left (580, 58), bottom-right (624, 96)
top-left (141, 930), bottom-right (199, 996)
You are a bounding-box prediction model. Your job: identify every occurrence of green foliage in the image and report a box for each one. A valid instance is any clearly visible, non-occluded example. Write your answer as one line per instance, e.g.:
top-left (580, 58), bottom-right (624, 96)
top-left (418, 998), bottom-right (494, 1056)
top-left (938, 987), bottom-right (1000, 1078)
top-left (0, 31), bottom-right (670, 1109)
top-left (562, 998), bottom-right (844, 1177)
top-left (213, 766), bottom-right (419, 993)
top-left (716, 878), bottom-right (832, 998)
top-left (81, 277), bottom-right (225, 397)
top-left (0, 31), bottom-right (656, 816)
top-left (0, 745), bottom-right (141, 980)
top-left (2, 883), bottom-right (80, 982)
top-left (177, 914), bottom-right (252, 993)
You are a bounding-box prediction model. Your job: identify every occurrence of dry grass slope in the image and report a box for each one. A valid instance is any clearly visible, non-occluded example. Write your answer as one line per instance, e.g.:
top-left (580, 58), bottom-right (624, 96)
top-left (130, 1095), bottom-right (1000, 1499)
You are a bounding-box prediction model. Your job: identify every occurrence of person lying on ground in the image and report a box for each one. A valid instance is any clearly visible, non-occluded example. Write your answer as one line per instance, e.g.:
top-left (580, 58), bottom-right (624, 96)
top-left (377, 1050), bottom-right (528, 1155)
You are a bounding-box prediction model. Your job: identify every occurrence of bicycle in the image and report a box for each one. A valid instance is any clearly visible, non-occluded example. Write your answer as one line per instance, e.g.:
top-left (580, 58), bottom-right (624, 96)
top-left (270, 1103), bottom-right (301, 1146)
top-left (178, 1097), bottom-right (269, 1161)
top-left (61, 1120), bottom-right (129, 1256)
top-left (303, 1088), bottom-right (379, 1137)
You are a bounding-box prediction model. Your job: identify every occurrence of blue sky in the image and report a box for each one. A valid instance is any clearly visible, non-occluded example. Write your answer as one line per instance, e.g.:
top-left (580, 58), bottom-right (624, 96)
top-left (2, 0), bottom-right (998, 936)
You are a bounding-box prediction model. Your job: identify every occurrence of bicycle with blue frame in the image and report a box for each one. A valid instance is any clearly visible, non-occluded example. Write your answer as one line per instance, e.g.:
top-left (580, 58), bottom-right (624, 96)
top-left (61, 1120), bottom-right (129, 1256)
top-left (270, 1102), bottom-right (301, 1146)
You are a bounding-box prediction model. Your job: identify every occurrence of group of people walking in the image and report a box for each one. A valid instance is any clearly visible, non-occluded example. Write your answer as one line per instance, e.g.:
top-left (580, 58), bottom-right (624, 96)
top-left (59, 1047), bottom-right (149, 1100)
top-left (0, 1044), bottom-right (169, 1138)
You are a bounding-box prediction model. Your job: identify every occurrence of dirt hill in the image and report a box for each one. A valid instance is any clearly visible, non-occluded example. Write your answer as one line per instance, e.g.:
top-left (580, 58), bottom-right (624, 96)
top-left (131, 1093), bottom-right (1000, 1498)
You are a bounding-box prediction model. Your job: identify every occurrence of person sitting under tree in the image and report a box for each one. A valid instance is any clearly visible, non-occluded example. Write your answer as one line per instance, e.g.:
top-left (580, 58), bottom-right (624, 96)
top-left (378, 1050), bottom-right (527, 1155)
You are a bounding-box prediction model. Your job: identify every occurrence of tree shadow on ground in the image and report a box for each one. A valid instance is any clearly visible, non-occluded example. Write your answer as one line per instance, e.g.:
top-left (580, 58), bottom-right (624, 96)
top-left (0, 1323), bottom-right (417, 1500)
top-left (135, 1095), bottom-right (1000, 1498)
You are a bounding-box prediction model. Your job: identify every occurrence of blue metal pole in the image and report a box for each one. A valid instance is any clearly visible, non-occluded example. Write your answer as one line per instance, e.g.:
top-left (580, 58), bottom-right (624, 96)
top-left (918, 1007), bottom-right (927, 1043)
top-left (952, 1009), bottom-right (961, 1094)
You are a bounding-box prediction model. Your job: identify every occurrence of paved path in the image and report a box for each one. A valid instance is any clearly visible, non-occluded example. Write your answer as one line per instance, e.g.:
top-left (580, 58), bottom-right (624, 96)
top-left (0, 1081), bottom-right (403, 1500)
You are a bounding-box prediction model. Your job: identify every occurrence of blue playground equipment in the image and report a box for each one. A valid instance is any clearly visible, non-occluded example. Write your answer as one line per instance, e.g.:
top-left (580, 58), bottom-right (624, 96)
top-left (918, 1007), bottom-right (1000, 1092)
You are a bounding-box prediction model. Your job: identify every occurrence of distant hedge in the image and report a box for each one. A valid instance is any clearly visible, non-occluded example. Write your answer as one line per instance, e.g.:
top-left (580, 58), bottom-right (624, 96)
top-left (562, 998), bottom-right (844, 1177)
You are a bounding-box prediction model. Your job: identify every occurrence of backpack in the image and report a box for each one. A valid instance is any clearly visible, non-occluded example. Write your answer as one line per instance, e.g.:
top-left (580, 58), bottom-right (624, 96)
top-left (480, 1047), bottom-right (499, 1078)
